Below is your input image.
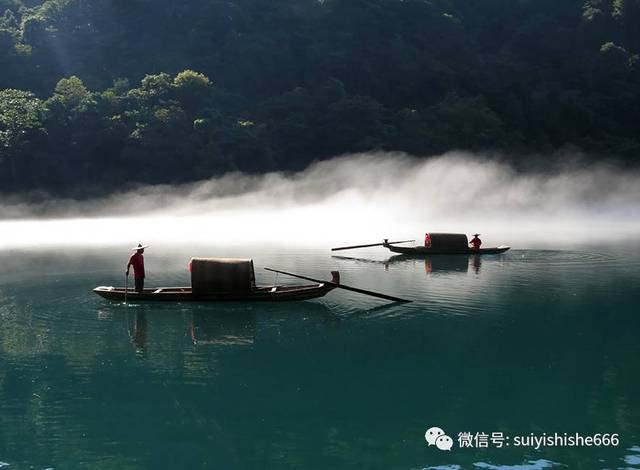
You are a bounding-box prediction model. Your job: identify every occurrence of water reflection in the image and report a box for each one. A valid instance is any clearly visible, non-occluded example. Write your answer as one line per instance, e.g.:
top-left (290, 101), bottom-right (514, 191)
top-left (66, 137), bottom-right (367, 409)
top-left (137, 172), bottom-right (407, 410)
top-left (469, 460), bottom-right (559, 469)
top-left (128, 312), bottom-right (147, 352)
top-left (625, 445), bottom-right (640, 465)
top-left (191, 311), bottom-right (255, 346)
top-left (333, 254), bottom-right (472, 274)
top-left (112, 301), bottom-right (340, 355)
top-left (469, 254), bottom-right (482, 274)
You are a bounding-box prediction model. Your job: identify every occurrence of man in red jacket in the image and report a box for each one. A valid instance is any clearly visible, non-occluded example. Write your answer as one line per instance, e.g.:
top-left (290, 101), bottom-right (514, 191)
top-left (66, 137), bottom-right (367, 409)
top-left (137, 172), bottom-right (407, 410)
top-left (127, 244), bottom-right (148, 292)
top-left (469, 234), bottom-right (482, 251)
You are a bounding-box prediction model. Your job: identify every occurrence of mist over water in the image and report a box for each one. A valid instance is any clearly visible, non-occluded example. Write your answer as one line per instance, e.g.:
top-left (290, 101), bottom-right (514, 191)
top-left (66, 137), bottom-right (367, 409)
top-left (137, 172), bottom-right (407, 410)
top-left (1, 152), bottom-right (639, 250)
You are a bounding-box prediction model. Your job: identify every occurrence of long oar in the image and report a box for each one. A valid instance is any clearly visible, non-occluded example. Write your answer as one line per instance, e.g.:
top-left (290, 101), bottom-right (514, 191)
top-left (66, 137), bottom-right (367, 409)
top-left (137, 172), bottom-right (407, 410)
top-left (124, 272), bottom-right (129, 305)
top-left (331, 239), bottom-right (414, 251)
top-left (264, 267), bottom-right (411, 303)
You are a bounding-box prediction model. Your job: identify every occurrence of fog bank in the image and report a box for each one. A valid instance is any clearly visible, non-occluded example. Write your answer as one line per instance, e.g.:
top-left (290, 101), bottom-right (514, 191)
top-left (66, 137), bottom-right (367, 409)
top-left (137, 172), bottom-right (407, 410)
top-left (0, 152), bottom-right (639, 249)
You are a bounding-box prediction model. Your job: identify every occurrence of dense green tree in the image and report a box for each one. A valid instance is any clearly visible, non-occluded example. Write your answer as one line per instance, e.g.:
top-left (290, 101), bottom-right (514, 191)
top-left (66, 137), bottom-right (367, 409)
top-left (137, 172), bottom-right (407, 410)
top-left (173, 69), bottom-right (213, 116)
top-left (49, 75), bottom-right (91, 109)
top-left (0, 88), bottom-right (46, 185)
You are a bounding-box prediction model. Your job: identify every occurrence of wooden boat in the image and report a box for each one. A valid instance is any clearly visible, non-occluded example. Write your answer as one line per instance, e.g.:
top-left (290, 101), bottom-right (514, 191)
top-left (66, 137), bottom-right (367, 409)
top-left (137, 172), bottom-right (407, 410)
top-left (94, 283), bottom-right (336, 302)
top-left (94, 258), bottom-right (409, 303)
top-left (332, 233), bottom-right (510, 256)
top-left (384, 242), bottom-right (510, 255)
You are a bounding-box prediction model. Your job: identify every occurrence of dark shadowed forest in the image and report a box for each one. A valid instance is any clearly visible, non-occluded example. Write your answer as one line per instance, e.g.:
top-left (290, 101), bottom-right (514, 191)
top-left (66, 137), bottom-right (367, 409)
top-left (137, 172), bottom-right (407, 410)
top-left (1, 0), bottom-right (639, 196)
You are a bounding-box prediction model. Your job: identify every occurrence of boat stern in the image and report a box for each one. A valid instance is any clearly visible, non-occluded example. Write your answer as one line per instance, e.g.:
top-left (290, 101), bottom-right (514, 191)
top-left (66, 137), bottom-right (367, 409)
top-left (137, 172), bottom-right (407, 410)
top-left (93, 286), bottom-right (116, 299)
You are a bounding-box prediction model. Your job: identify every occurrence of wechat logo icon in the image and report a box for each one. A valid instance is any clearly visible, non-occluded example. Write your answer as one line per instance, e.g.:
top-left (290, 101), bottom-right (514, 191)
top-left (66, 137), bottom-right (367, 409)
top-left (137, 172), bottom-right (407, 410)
top-left (425, 426), bottom-right (454, 451)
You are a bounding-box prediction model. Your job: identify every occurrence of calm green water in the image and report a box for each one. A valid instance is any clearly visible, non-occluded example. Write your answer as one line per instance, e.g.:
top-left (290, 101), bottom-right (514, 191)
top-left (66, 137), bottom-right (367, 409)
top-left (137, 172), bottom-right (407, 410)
top-left (0, 244), bottom-right (639, 469)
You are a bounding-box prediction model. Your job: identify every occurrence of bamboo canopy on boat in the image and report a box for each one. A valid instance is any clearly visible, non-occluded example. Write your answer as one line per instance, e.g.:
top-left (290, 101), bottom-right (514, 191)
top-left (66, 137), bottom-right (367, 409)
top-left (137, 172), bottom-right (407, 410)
top-left (190, 258), bottom-right (256, 294)
top-left (425, 233), bottom-right (468, 249)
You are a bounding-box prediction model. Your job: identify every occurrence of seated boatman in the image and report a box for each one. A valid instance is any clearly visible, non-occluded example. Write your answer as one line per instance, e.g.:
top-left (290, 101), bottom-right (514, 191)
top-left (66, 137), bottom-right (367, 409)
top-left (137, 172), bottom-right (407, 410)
top-left (127, 243), bottom-right (148, 292)
top-left (469, 234), bottom-right (482, 251)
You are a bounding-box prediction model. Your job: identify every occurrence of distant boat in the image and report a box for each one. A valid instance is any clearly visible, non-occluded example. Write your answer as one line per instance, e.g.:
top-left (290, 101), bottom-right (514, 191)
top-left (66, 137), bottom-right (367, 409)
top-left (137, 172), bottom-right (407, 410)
top-left (94, 258), bottom-right (409, 303)
top-left (332, 233), bottom-right (511, 256)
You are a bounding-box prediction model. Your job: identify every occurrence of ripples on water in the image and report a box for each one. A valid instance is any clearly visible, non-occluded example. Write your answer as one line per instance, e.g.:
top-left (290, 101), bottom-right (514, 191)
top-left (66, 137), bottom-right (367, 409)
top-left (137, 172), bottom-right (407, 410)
top-left (0, 245), bottom-right (639, 469)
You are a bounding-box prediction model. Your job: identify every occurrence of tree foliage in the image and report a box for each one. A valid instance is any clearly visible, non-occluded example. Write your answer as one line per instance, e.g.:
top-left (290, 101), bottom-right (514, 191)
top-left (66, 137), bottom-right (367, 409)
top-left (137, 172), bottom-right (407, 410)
top-left (0, 0), bottom-right (638, 195)
top-left (0, 88), bottom-right (45, 149)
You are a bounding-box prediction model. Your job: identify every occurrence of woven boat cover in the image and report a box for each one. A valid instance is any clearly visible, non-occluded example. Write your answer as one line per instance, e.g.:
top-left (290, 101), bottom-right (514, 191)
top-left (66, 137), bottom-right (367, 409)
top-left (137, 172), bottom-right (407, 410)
top-left (427, 233), bottom-right (469, 250)
top-left (191, 258), bottom-right (255, 294)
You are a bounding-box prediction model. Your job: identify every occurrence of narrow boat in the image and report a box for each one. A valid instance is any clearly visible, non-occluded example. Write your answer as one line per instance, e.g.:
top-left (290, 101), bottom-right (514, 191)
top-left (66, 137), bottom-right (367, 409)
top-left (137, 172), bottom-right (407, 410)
top-left (94, 258), bottom-right (409, 303)
top-left (94, 283), bottom-right (336, 302)
top-left (384, 240), bottom-right (510, 255)
top-left (332, 233), bottom-right (510, 256)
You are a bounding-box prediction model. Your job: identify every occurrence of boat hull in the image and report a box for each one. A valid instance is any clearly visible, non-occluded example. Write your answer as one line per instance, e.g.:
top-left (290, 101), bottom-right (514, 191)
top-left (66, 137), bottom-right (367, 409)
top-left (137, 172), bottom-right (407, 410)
top-left (93, 283), bottom-right (335, 302)
top-left (385, 245), bottom-right (510, 255)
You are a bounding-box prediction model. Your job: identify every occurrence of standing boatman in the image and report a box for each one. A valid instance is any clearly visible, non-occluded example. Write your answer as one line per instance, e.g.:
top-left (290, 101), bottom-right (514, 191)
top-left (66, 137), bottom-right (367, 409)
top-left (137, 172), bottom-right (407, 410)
top-left (127, 243), bottom-right (148, 292)
top-left (469, 234), bottom-right (482, 251)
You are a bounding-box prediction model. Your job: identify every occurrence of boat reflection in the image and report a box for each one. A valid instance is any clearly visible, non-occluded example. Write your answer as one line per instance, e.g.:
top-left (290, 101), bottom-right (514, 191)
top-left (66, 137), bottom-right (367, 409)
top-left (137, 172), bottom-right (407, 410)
top-left (334, 253), bottom-right (489, 276)
top-left (191, 311), bottom-right (255, 346)
top-left (124, 308), bottom-right (256, 350)
top-left (116, 301), bottom-right (340, 353)
top-left (416, 255), bottom-right (469, 275)
top-left (333, 254), bottom-right (471, 274)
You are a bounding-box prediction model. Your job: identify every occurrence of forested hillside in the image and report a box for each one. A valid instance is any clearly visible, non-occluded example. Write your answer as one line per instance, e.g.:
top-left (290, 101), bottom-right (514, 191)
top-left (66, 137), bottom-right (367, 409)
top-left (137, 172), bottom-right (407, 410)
top-left (1, 0), bottom-right (639, 195)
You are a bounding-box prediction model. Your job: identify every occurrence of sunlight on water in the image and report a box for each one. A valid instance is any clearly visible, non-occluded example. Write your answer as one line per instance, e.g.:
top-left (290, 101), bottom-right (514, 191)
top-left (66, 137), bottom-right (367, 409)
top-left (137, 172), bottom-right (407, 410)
top-left (472, 460), bottom-right (558, 469)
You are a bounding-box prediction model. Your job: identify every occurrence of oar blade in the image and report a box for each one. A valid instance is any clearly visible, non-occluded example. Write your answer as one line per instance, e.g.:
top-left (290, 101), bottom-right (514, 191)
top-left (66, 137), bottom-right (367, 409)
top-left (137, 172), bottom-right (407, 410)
top-left (331, 282), bottom-right (410, 303)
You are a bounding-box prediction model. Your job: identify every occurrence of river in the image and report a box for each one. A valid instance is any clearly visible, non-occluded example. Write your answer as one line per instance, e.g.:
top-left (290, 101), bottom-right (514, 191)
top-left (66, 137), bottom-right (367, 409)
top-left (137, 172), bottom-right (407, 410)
top-left (0, 243), bottom-right (638, 469)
